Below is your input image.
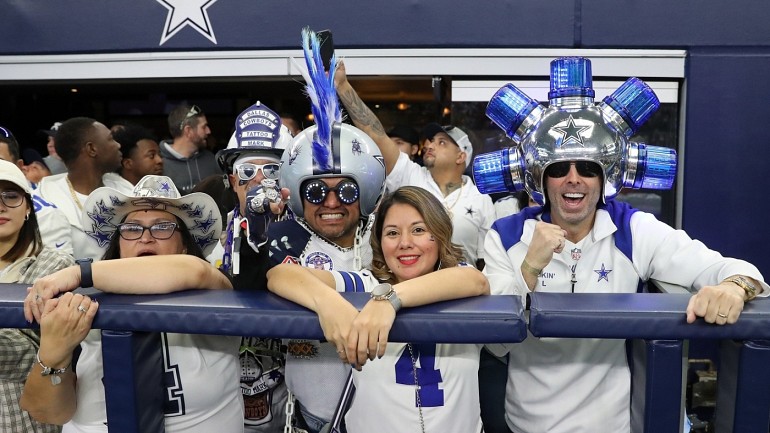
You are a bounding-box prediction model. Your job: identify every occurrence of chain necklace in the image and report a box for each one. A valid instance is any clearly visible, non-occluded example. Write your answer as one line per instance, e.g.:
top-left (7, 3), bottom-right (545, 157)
top-left (442, 180), bottom-right (464, 219)
top-left (65, 177), bottom-right (84, 212)
top-left (406, 343), bottom-right (426, 433)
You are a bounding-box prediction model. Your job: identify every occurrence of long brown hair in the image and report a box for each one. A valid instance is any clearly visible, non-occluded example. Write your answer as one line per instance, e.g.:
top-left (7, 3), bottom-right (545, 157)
top-left (370, 186), bottom-right (464, 284)
top-left (2, 192), bottom-right (43, 262)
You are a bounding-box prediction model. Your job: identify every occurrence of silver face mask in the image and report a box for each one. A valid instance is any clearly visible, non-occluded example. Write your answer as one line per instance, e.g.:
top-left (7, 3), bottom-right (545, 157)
top-left (473, 57), bottom-right (676, 205)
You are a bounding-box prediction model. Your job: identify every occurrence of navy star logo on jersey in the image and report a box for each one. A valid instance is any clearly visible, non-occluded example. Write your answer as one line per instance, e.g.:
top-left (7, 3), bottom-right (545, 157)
top-left (594, 263), bottom-right (612, 282)
top-left (552, 115), bottom-right (591, 147)
top-left (465, 206), bottom-right (475, 216)
top-left (156, 0), bottom-right (220, 46)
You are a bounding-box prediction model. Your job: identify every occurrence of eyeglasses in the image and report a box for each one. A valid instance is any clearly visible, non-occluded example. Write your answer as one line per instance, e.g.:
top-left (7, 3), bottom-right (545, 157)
top-left (234, 162), bottom-right (280, 181)
top-left (302, 179), bottom-right (360, 205)
top-left (545, 161), bottom-right (602, 178)
top-left (117, 222), bottom-right (178, 240)
top-left (0, 190), bottom-right (24, 208)
top-left (0, 126), bottom-right (14, 139)
top-left (179, 105), bottom-right (201, 129)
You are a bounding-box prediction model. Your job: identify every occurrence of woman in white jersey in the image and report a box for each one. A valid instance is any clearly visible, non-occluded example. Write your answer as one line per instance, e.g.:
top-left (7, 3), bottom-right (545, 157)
top-left (267, 186), bottom-right (488, 433)
top-left (20, 175), bottom-right (243, 433)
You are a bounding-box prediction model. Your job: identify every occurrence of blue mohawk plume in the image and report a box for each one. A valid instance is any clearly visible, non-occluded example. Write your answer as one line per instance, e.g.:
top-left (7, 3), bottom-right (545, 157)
top-left (301, 26), bottom-right (341, 173)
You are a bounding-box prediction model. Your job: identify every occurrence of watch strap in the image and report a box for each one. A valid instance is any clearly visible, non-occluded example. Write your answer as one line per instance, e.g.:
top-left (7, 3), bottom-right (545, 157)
top-left (77, 258), bottom-right (94, 288)
top-left (724, 275), bottom-right (758, 302)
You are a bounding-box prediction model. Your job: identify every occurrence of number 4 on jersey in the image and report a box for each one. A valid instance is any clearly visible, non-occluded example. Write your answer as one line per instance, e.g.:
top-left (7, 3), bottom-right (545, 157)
top-left (395, 343), bottom-right (444, 407)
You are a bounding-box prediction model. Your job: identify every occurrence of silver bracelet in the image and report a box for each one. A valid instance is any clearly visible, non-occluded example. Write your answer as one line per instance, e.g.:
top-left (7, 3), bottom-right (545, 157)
top-left (37, 350), bottom-right (69, 385)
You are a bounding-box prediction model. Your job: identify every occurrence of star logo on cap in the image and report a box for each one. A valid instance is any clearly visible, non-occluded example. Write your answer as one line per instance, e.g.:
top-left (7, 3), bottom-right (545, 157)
top-left (553, 115), bottom-right (591, 147)
top-left (156, 0), bottom-right (220, 46)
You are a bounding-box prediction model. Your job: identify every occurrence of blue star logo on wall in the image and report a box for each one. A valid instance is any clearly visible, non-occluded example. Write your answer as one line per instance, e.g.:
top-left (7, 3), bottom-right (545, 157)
top-left (156, 0), bottom-right (220, 46)
top-left (552, 115), bottom-right (590, 147)
top-left (594, 263), bottom-right (612, 282)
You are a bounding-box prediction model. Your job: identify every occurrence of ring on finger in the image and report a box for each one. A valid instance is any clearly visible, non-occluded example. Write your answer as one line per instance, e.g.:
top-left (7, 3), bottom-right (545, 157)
top-left (77, 305), bottom-right (88, 313)
top-left (717, 313), bottom-right (728, 319)
top-left (337, 349), bottom-right (345, 354)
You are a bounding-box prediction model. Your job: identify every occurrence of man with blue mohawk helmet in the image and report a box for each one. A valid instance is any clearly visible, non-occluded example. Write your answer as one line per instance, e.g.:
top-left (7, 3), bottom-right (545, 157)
top-left (241, 28), bottom-right (385, 433)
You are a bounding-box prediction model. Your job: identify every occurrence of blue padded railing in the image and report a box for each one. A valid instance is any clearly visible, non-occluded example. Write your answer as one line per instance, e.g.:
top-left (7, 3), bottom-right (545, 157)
top-left (1, 283), bottom-right (525, 432)
top-left (529, 292), bottom-right (770, 433)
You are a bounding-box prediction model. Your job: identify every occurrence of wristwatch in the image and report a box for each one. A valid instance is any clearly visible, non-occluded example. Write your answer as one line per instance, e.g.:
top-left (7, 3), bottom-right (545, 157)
top-left (370, 283), bottom-right (402, 312)
top-left (76, 258), bottom-right (94, 288)
top-left (724, 275), bottom-right (758, 302)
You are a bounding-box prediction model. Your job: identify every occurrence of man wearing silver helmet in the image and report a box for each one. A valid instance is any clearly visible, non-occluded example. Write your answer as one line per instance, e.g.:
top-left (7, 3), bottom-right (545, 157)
top-left (212, 101), bottom-right (292, 433)
top-left (480, 58), bottom-right (768, 433)
top-left (250, 29), bottom-right (386, 433)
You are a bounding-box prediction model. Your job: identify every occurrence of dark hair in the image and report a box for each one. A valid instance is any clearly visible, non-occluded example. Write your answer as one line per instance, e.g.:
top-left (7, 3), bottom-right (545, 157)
top-left (113, 123), bottom-right (157, 161)
top-left (1, 192), bottom-right (43, 262)
top-left (0, 128), bottom-right (21, 161)
top-left (370, 186), bottom-right (464, 284)
top-left (55, 117), bottom-right (97, 164)
top-left (101, 214), bottom-right (205, 261)
top-left (168, 104), bottom-right (204, 138)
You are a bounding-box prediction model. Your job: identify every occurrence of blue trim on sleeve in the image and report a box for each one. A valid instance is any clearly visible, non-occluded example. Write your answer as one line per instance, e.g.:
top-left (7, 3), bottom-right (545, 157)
top-left (350, 272), bottom-right (365, 293)
top-left (338, 271), bottom-right (355, 292)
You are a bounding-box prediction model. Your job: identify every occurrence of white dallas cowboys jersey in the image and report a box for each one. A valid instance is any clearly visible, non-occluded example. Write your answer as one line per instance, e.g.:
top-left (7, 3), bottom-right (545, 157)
top-left (484, 202), bottom-right (768, 433)
top-left (63, 331), bottom-right (242, 433)
top-left (37, 173), bottom-right (133, 261)
top-left (269, 218), bottom-right (372, 423)
top-left (328, 270), bottom-right (483, 433)
top-left (385, 152), bottom-right (495, 265)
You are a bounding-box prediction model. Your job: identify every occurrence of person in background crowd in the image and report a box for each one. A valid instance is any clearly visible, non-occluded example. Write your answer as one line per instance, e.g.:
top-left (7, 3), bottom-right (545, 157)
top-left (21, 175), bottom-right (241, 432)
top-left (37, 117), bottom-right (131, 260)
top-left (160, 104), bottom-right (219, 195)
top-left (280, 113), bottom-right (302, 137)
top-left (21, 149), bottom-right (52, 188)
top-left (40, 122), bottom-right (67, 175)
top-left (267, 186), bottom-right (489, 433)
top-left (335, 62), bottom-right (495, 270)
top-left (113, 123), bottom-right (163, 185)
top-left (0, 159), bottom-right (74, 433)
top-left (387, 124), bottom-right (420, 162)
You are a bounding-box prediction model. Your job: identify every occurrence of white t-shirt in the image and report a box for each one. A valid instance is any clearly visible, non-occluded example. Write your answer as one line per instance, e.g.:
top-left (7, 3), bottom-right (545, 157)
top-left (385, 152), bottom-right (495, 265)
top-left (63, 331), bottom-right (243, 433)
top-left (331, 270), bottom-right (483, 433)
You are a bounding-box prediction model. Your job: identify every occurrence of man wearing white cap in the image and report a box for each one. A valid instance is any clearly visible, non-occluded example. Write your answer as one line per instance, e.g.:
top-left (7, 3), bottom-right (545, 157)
top-left (335, 63), bottom-right (495, 269)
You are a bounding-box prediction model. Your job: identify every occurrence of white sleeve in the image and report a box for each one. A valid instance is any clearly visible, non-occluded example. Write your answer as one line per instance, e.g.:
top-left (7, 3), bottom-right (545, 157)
top-left (384, 152), bottom-right (415, 191)
top-left (476, 194), bottom-right (496, 262)
top-left (631, 212), bottom-right (768, 295)
top-left (33, 198), bottom-right (73, 256)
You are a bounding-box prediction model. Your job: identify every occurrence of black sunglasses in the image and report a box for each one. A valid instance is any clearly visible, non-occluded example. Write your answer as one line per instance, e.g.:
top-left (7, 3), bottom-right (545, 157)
top-left (302, 179), bottom-right (360, 205)
top-left (546, 161), bottom-right (602, 178)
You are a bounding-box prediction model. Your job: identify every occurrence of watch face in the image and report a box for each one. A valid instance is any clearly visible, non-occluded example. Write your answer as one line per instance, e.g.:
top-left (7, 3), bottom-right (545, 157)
top-left (372, 283), bottom-right (391, 296)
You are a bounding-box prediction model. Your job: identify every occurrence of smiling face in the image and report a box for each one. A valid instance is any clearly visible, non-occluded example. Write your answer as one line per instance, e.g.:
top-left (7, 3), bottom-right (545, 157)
top-left (380, 202), bottom-right (438, 283)
top-left (544, 161), bottom-right (602, 238)
top-left (118, 209), bottom-right (185, 258)
top-left (302, 177), bottom-right (361, 248)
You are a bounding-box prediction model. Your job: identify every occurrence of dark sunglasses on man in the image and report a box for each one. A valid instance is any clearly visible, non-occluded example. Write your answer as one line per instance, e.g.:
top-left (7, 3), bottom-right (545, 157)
top-left (301, 179), bottom-right (360, 205)
top-left (545, 161), bottom-right (602, 178)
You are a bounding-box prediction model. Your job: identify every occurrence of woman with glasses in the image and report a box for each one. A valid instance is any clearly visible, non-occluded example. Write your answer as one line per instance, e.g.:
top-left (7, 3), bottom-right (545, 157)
top-left (267, 186), bottom-right (489, 433)
top-left (21, 175), bottom-right (243, 433)
top-left (0, 159), bottom-right (74, 433)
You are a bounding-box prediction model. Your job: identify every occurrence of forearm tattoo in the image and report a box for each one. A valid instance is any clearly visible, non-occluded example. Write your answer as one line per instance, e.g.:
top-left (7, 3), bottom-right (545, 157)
top-left (338, 86), bottom-right (386, 137)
